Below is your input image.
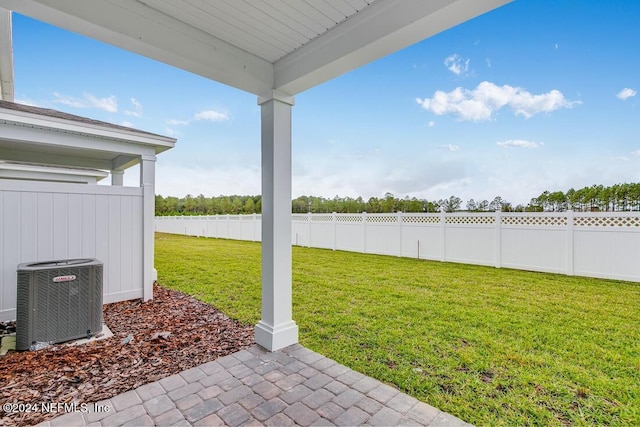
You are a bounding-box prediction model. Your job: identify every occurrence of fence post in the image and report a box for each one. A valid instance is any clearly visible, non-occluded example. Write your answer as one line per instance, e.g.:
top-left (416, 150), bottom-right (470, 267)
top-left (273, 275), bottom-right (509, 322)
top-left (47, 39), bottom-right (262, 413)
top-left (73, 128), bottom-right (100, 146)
top-left (397, 211), bottom-right (403, 257)
top-left (332, 212), bottom-right (337, 250)
top-left (495, 209), bottom-right (502, 268)
top-left (362, 212), bottom-right (367, 253)
top-left (566, 210), bottom-right (574, 276)
top-left (226, 214), bottom-right (230, 238)
top-left (308, 212), bottom-right (312, 248)
top-left (439, 210), bottom-right (446, 262)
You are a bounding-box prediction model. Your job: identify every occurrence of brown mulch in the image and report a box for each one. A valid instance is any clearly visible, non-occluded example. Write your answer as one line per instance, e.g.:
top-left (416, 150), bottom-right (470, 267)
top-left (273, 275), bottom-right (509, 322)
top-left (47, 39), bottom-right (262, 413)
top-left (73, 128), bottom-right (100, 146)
top-left (0, 284), bottom-right (255, 427)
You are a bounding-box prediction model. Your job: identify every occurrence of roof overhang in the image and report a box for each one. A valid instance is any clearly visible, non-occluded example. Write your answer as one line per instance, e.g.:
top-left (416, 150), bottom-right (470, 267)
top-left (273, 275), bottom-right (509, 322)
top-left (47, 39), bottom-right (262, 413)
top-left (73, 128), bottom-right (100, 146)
top-left (0, 0), bottom-right (511, 96)
top-left (0, 160), bottom-right (108, 183)
top-left (0, 101), bottom-right (176, 171)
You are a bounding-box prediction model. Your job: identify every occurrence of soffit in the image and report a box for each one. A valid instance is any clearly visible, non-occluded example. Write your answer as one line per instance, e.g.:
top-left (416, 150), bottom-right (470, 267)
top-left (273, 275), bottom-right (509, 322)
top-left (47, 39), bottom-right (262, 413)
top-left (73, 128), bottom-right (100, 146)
top-left (138, 0), bottom-right (377, 63)
top-left (0, 0), bottom-right (511, 95)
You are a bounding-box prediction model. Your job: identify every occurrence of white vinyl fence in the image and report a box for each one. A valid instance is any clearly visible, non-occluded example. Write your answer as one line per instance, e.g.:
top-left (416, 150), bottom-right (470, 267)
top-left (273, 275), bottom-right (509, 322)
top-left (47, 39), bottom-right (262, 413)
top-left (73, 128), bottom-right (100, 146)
top-left (1, 179), bottom-right (144, 321)
top-left (155, 211), bottom-right (640, 283)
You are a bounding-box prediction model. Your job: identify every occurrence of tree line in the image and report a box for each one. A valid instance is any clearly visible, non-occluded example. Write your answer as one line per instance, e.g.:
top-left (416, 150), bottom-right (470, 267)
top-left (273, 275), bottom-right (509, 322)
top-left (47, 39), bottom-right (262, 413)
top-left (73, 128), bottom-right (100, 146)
top-left (155, 182), bottom-right (640, 216)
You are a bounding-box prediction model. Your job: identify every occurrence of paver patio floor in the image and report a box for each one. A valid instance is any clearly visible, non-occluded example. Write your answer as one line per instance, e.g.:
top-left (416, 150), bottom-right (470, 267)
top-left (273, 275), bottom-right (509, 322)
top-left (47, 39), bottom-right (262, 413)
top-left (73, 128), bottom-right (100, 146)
top-left (36, 344), bottom-right (470, 427)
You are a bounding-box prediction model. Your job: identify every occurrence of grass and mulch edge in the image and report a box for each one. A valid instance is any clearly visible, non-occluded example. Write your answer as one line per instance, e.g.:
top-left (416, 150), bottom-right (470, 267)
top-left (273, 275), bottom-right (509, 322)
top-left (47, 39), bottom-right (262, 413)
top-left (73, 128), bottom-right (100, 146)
top-left (0, 284), bottom-right (254, 427)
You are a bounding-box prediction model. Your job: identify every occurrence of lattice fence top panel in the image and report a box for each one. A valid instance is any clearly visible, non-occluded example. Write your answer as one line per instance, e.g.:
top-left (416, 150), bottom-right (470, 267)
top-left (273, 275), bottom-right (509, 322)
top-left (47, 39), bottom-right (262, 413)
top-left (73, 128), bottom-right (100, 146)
top-left (574, 215), bottom-right (640, 228)
top-left (292, 214), bottom-right (310, 222)
top-left (335, 214), bottom-right (362, 223)
top-left (502, 215), bottom-right (567, 227)
top-left (313, 214), bottom-right (335, 222)
top-left (366, 215), bottom-right (398, 223)
top-left (402, 215), bottom-right (440, 224)
top-left (446, 215), bottom-right (495, 225)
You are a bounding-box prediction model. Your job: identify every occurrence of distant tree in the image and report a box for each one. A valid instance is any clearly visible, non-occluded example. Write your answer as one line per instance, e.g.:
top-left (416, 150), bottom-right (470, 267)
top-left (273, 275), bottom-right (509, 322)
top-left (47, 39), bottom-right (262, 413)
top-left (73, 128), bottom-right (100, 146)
top-left (244, 198), bottom-right (256, 214)
top-left (155, 182), bottom-right (640, 216)
top-left (547, 191), bottom-right (567, 212)
top-left (489, 196), bottom-right (503, 211)
top-left (447, 196), bottom-right (462, 212)
top-left (466, 199), bottom-right (477, 211)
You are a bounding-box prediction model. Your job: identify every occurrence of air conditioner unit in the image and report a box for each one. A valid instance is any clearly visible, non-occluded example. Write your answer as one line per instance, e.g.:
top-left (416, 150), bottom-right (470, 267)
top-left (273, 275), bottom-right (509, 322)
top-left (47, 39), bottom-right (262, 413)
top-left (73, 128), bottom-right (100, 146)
top-left (16, 258), bottom-right (103, 351)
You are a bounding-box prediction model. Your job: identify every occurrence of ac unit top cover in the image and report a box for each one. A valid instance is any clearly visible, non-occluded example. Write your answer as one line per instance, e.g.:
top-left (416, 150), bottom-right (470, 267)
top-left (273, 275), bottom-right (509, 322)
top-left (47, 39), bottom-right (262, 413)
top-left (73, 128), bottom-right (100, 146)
top-left (18, 258), bottom-right (102, 271)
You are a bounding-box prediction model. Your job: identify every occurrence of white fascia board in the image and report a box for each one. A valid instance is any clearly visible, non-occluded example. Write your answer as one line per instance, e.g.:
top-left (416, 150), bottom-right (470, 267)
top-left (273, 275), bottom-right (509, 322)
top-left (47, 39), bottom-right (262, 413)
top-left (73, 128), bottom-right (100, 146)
top-left (0, 0), bottom-right (274, 95)
top-left (0, 7), bottom-right (14, 102)
top-left (0, 108), bottom-right (175, 152)
top-left (0, 123), bottom-right (158, 160)
top-left (275, 0), bottom-right (511, 94)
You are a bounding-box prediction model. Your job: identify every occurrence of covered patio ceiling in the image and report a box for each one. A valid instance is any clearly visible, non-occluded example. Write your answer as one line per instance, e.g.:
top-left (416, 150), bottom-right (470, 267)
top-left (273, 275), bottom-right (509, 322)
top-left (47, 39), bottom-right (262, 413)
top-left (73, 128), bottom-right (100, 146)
top-left (0, 0), bottom-right (509, 96)
top-left (0, 0), bottom-right (511, 351)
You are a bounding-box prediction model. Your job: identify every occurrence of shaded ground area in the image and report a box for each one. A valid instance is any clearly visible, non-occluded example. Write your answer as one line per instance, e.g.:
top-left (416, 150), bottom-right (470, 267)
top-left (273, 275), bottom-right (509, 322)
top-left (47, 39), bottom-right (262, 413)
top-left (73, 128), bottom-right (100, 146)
top-left (0, 285), bottom-right (254, 427)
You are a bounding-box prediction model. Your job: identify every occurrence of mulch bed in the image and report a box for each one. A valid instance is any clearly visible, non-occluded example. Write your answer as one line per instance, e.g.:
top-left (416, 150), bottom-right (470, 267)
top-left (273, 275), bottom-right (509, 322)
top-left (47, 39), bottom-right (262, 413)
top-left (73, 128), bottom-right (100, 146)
top-left (0, 284), bottom-right (255, 427)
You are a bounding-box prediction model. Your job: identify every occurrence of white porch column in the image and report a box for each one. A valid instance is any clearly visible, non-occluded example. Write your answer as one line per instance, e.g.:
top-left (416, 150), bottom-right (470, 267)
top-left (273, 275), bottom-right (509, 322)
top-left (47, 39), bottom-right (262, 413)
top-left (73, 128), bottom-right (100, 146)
top-left (111, 170), bottom-right (124, 186)
top-left (255, 90), bottom-right (299, 351)
top-left (140, 155), bottom-right (156, 301)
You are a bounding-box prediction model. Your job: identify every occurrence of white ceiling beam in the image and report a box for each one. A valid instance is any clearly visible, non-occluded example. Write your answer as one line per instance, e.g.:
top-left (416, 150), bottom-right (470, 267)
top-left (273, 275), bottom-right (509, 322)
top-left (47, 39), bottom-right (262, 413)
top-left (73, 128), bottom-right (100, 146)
top-left (0, 0), bottom-right (275, 95)
top-left (111, 154), bottom-right (138, 171)
top-left (274, 0), bottom-right (512, 94)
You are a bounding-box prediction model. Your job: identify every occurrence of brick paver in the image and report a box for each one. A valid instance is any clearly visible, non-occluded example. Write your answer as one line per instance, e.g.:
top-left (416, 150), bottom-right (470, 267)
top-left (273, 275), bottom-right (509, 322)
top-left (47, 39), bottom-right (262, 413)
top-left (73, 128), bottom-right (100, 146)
top-left (38, 344), bottom-right (471, 427)
top-left (143, 394), bottom-right (175, 416)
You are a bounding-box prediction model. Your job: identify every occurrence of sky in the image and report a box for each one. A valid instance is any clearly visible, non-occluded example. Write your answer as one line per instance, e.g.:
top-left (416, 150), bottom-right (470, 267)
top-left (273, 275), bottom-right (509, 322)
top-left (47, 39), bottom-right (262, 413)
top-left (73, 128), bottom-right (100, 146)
top-left (10, 0), bottom-right (640, 206)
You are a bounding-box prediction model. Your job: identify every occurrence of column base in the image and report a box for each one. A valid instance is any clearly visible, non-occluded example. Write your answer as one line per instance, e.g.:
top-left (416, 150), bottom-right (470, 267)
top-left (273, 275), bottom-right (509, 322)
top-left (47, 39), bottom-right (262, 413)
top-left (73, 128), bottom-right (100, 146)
top-left (255, 320), bottom-right (299, 351)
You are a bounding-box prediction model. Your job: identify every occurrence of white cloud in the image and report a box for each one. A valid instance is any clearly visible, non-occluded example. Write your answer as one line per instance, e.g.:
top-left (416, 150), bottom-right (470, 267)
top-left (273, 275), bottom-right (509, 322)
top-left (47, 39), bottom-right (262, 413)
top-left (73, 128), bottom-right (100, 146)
top-left (416, 81), bottom-right (579, 121)
top-left (167, 109), bottom-right (229, 126)
top-left (428, 121), bottom-right (435, 127)
top-left (497, 139), bottom-right (542, 148)
top-left (124, 98), bottom-right (143, 117)
top-left (194, 110), bottom-right (229, 122)
top-left (444, 54), bottom-right (470, 76)
top-left (631, 150), bottom-right (640, 156)
top-left (616, 88), bottom-right (636, 100)
top-left (53, 92), bottom-right (118, 112)
top-left (83, 93), bottom-right (117, 112)
top-left (121, 120), bottom-right (134, 128)
top-left (440, 144), bottom-right (460, 151)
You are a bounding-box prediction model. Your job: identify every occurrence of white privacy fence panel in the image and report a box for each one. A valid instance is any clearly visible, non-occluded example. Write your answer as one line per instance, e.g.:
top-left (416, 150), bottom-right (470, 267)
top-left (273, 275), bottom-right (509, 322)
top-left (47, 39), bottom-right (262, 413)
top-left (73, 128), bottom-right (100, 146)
top-left (444, 213), bottom-right (496, 266)
top-left (156, 215), bottom-right (261, 242)
top-left (500, 213), bottom-right (569, 274)
top-left (572, 213), bottom-right (640, 281)
top-left (155, 211), bottom-right (640, 282)
top-left (1, 179), bottom-right (144, 321)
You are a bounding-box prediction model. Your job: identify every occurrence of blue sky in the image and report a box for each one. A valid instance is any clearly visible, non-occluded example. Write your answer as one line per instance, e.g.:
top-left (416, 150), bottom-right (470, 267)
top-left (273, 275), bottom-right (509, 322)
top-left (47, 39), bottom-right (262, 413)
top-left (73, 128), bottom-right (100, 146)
top-left (11, 1), bottom-right (640, 206)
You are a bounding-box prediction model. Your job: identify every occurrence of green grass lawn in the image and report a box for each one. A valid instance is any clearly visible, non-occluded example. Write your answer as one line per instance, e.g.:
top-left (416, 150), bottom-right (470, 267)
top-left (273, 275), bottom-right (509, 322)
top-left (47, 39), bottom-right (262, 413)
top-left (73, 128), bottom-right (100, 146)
top-left (155, 233), bottom-right (640, 426)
